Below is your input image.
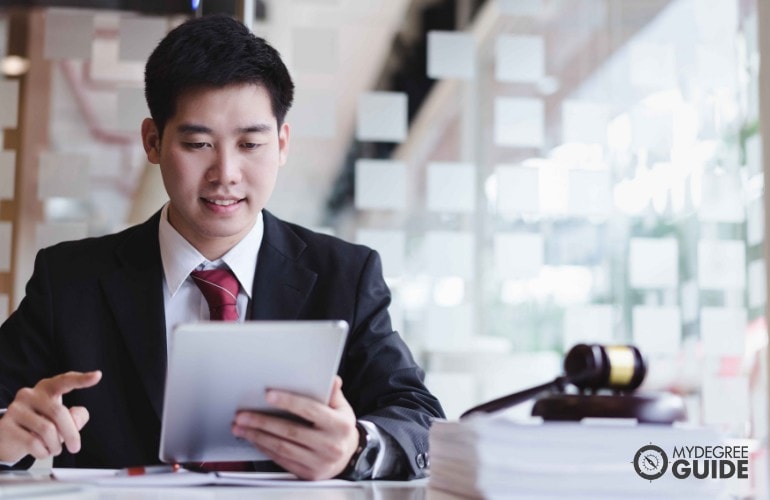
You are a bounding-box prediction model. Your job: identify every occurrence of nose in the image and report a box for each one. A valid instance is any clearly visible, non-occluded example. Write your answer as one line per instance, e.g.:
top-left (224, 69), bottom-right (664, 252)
top-left (207, 148), bottom-right (242, 185)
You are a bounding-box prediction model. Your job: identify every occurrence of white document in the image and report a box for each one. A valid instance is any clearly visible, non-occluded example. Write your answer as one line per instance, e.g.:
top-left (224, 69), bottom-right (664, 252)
top-left (425, 303), bottom-right (474, 351)
top-left (354, 159), bottom-right (407, 210)
top-left (698, 239), bottom-right (746, 290)
top-left (700, 307), bottom-right (746, 357)
top-left (38, 152), bottom-right (90, 199)
top-left (0, 151), bottom-right (15, 200)
top-left (495, 165), bottom-right (539, 215)
top-left (495, 35), bottom-right (544, 83)
top-left (562, 100), bottom-right (609, 145)
top-left (44, 9), bottom-right (94, 60)
top-left (356, 92), bottom-right (407, 142)
top-left (426, 162), bottom-right (476, 213)
top-left (629, 237), bottom-right (678, 289)
top-left (53, 468), bottom-right (358, 488)
top-left (293, 27), bottom-right (339, 74)
top-left (0, 222), bottom-right (10, 273)
top-left (698, 172), bottom-right (744, 224)
top-left (427, 31), bottom-right (475, 80)
top-left (0, 294), bottom-right (8, 323)
top-left (0, 472), bottom-right (84, 497)
top-left (118, 17), bottom-right (167, 61)
top-left (747, 196), bottom-right (764, 246)
top-left (632, 305), bottom-right (681, 355)
top-left (702, 376), bottom-right (749, 427)
top-left (745, 133), bottom-right (762, 178)
top-left (496, 0), bottom-right (542, 16)
top-left (356, 229), bottom-right (406, 278)
top-left (629, 42), bottom-right (676, 89)
top-left (290, 88), bottom-right (337, 138)
top-left (0, 80), bottom-right (19, 129)
top-left (567, 169), bottom-right (611, 217)
top-left (424, 231), bottom-right (474, 279)
top-left (748, 259), bottom-right (766, 309)
top-left (494, 97), bottom-right (544, 148)
top-left (117, 87), bottom-right (150, 131)
top-left (494, 232), bottom-right (542, 280)
top-left (680, 280), bottom-right (699, 323)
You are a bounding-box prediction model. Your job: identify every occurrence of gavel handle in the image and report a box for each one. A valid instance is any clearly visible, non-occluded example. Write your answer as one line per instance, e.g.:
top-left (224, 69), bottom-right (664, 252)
top-left (459, 376), bottom-right (567, 419)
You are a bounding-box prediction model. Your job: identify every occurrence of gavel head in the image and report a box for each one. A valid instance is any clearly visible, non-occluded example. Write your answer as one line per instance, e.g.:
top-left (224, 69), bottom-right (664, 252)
top-left (563, 344), bottom-right (647, 392)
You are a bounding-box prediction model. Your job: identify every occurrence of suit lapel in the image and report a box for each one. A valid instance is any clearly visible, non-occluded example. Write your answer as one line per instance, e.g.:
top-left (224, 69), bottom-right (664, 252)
top-left (250, 211), bottom-right (317, 320)
top-left (100, 213), bottom-right (166, 418)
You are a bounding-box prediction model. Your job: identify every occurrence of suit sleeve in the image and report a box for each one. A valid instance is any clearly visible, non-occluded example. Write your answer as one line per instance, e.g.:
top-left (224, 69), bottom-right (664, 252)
top-left (0, 249), bottom-right (58, 470)
top-left (339, 249), bottom-right (445, 479)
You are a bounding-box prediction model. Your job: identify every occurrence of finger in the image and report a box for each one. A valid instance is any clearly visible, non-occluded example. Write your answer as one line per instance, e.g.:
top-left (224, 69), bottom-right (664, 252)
top-left (32, 399), bottom-right (83, 454)
top-left (38, 371), bottom-right (102, 397)
top-left (233, 425), bottom-right (316, 469)
top-left (69, 406), bottom-right (90, 431)
top-left (3, 422), bottom-right (51, 461)
top-left (259, 447), bottom-right (322, 481)
top-left (234, 412), bottom-right (311, 447)
top-left (253, 444), bottom-right (316, 480)
top-left (264, 390), bottom-right (335, 427)
top-left (11, 405), bottom-right (62, 456)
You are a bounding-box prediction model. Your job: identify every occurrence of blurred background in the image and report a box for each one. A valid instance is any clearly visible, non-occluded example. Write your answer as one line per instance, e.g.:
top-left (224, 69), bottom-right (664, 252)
top-left (0, 0), bottom-right (768, 494)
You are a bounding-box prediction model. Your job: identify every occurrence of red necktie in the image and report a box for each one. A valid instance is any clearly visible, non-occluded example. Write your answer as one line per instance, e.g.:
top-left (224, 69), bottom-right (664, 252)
top-left (188, 268), bottom-right (251, 471)
top-left (191, 269), bottom-right (240, 321)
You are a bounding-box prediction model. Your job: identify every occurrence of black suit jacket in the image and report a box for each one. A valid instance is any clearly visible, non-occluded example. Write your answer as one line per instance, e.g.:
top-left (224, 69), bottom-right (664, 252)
top-left (0, 210), bottom-right (444, 478)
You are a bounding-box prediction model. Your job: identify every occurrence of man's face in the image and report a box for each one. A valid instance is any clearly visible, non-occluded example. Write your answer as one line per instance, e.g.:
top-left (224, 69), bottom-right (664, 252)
top-left (141, 84), bottom-right (289, 258)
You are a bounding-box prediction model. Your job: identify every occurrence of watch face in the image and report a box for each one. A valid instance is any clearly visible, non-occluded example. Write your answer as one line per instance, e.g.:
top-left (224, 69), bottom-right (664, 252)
top-left (633, 444), bottom-right (668, 480)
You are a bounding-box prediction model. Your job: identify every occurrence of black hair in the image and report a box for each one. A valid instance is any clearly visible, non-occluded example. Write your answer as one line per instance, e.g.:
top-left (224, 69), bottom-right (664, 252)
top-left (144, 15), bottom-right (294, 135)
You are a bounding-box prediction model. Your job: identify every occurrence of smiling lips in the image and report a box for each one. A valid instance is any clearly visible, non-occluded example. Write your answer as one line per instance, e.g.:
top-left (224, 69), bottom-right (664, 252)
top-left (204, 198), bottom-right (241, 206)
top-left (201, 197), bottom-right (244, 211)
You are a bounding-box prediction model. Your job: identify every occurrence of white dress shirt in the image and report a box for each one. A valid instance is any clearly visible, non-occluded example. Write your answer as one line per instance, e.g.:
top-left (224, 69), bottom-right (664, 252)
top-left (158, 203), bottom-right (263, 347)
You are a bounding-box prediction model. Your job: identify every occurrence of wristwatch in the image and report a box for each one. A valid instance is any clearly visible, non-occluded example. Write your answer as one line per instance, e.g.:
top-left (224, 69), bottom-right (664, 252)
top-left (339, 421), bottom-right (381, 480)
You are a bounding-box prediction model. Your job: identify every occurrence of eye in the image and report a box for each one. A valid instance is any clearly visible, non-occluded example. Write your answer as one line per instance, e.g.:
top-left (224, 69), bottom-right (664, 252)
top-left (241, 143), bottom-right (261, 150)
top-left (185, 142), bottom-right (209, 150)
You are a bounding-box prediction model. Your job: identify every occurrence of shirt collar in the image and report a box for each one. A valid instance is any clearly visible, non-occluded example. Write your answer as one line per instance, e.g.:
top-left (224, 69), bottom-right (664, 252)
top-left (158, 204), bottom-right (264, 299)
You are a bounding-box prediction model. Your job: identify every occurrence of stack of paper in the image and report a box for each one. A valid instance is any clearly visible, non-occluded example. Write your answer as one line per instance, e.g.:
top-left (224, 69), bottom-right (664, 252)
top-left (428, 413), bottom-right (725, 499)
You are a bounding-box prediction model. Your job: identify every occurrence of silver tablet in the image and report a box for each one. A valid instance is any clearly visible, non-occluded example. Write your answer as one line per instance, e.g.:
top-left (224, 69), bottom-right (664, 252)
top-left (159, 320), bottom-right (348, 464)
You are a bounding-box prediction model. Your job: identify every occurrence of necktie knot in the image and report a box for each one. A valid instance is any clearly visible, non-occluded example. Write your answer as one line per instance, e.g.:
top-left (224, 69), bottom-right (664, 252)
top-left (190, 268), bottom-right (240, 321)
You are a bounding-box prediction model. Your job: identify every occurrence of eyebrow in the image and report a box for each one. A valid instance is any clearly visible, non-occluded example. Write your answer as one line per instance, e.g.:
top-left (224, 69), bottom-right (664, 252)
top-left (176, 123), bottom-right (273, 134)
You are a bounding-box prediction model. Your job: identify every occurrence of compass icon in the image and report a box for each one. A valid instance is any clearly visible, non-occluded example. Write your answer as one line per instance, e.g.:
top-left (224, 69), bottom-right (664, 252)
top-left (633, 444), bottom-right (668, 480)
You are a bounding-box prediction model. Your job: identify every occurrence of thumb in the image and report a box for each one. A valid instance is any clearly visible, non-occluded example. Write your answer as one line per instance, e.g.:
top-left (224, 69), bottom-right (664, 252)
top-left (69, 406), bottom-right (90, 431)
top-left (328, 376), bottom-right (350, 410)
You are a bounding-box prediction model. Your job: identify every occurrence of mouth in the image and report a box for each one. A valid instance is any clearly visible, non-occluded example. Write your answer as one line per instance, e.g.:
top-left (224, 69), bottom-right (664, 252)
top-left (202, 197), bottom-right (244, 205)
top-left (201, 197), bottom-right (245, 211)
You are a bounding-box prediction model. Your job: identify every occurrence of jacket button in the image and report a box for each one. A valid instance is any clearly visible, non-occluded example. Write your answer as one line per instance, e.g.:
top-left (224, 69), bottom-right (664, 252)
top-left (416, 453), bottom-right (426, 469)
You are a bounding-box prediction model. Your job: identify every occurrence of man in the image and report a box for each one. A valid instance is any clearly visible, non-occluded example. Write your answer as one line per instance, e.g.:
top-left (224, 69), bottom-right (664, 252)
top-left (0, 15), bottom-right (444, 480)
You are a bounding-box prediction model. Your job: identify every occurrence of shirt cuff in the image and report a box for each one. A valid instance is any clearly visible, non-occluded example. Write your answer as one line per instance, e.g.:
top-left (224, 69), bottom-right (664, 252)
top-left (358, 419), bottom-right (400, 479)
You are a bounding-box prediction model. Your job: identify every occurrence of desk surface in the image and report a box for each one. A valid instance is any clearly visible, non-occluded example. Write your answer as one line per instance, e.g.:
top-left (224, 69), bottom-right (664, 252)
top-left (0, 471), bottom-right (429, 500)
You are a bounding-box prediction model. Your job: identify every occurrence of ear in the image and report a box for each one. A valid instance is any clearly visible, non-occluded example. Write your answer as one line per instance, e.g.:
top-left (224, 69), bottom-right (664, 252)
top-left (277, 122), bottom-right (290, 167)
top-left (141, 118), bottom-right (161, 165)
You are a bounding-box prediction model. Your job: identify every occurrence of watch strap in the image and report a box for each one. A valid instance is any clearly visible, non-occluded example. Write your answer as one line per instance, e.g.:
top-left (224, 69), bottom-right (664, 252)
top-left (339, 421), bottom-right (381, 480)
